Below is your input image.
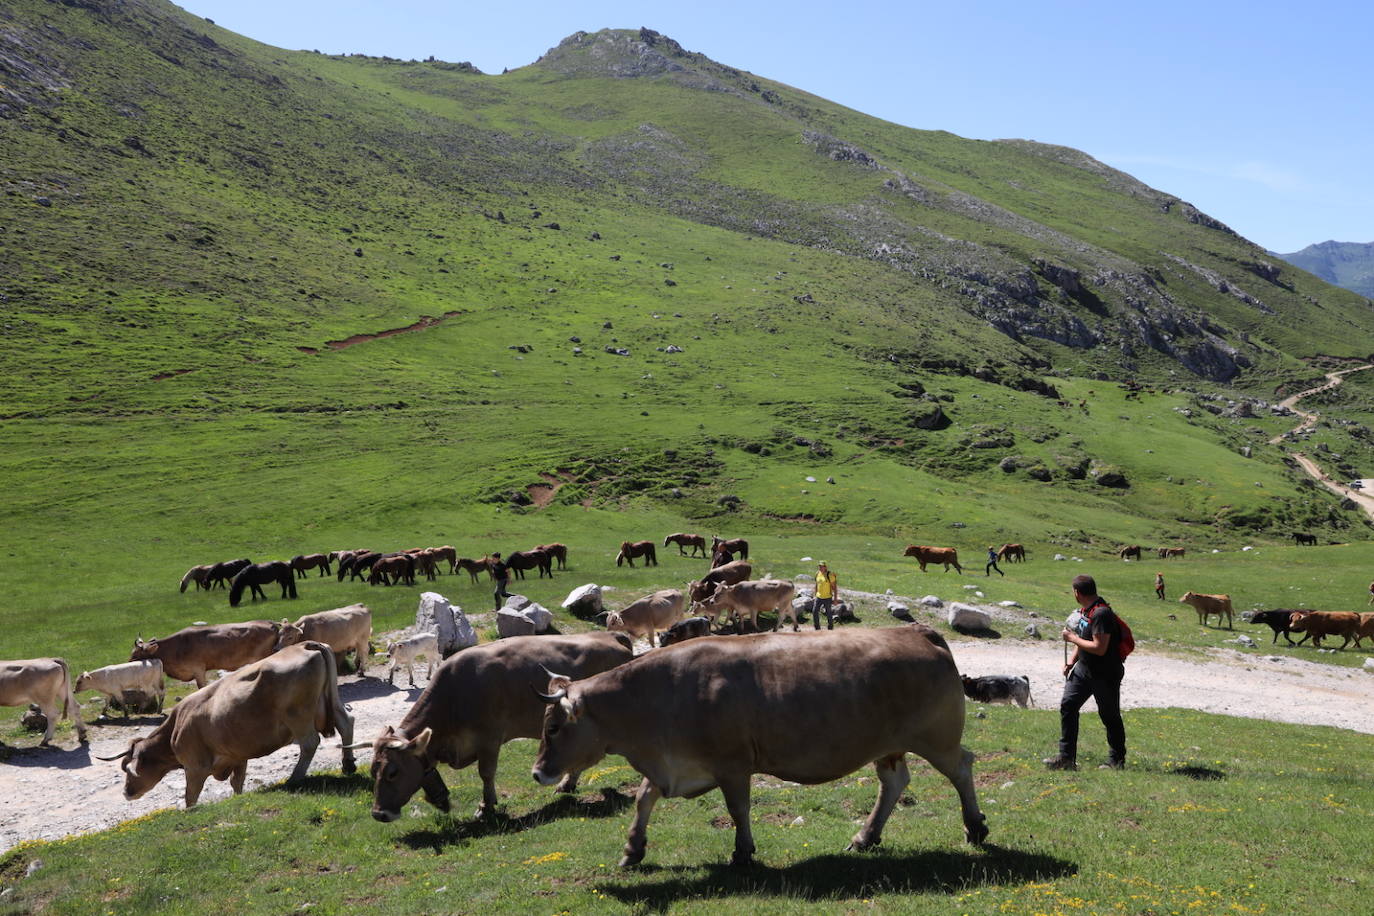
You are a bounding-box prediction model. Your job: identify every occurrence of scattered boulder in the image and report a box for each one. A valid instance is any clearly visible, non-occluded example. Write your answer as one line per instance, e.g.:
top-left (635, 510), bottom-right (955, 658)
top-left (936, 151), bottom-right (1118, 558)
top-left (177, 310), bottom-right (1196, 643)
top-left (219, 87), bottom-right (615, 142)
top-left (947, 603), bottom-right (992, 631)
top-left (561, 583), bottom-right (604, 619)
top-left (1053, 554), bottom-right (1067, 561)
top-left (1233, 634), bottom-right (1257, 648)
top-left (416, 592), bottom-right (477, 657)
top-left (999, 600), bottom-right (1022, 608)
top-left (20, 705), bottom-right (47, 733)
top-left (1024, 623), bottom-right (1041, 639)
top-left (834, 599), bottom-right (858, 622)
top-left (497, 607), bottom-right (537, 638)
top-left (889, 602), bottom-right (914, 623)
top-left (1364, 658), bottom-right (1374, 672)
top-left (919, 595), bottom-right (944, 608)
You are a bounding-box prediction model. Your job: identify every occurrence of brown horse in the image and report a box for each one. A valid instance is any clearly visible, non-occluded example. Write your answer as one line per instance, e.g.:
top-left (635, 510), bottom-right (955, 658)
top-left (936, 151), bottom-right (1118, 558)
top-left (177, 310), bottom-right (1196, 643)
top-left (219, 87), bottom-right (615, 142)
top-left (616, 540), bottom-right (658, 567)
top-left (536, 543), bottom-right (569, 570)
top-left (369, 554), bottom-right (415, 586)
top-left (205, 558), bottom-right (252, 590)
top-left (455, 557), bottom-right (490, 584)
top-left (414, 549), bottom-right (441, 582)
top-left (664, 533), bottom-right (708, 558)
top-left (431, 545), bottom-right (458, 573)
top-left (1119, 545), bottom-right (1142, 560)
top-left (290, 553), bottom-right (332, 579)
top-left (507, 549), bottom-right (553, 579)
top-left (711, 536), bottom-right (750, 561)
top-left (997, 543), bottom-right (1026, 563)
top-left (179, 564), bottom-right (213, 593)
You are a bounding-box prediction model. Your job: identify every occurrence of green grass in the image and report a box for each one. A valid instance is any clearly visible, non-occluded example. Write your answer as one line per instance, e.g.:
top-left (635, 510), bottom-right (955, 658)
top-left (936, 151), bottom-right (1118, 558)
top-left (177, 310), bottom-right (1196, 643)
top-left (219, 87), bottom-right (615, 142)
top-left (4, 708), bottom-right (1371, 914)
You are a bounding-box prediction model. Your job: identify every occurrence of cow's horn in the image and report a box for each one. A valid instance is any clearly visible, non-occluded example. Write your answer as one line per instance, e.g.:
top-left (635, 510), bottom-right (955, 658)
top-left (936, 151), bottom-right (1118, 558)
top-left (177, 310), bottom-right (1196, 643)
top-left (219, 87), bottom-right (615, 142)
top-left (95, 748), bottom-right (133, 761)
top-left (339, 740), bottom-right (374, 750)
top-left (531, 684), bottom-right (567, 703)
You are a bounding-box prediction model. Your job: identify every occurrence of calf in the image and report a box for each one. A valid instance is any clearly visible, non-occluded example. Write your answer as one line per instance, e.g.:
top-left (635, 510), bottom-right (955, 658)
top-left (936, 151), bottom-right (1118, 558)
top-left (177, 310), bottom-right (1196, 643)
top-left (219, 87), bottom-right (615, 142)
top-left (386, 632), bottom-right (439, 686)
top-left (606, 589), bottom-right (687, 647)
top-left (1289, 611), bottom-right (1361, 649)
top-left (75, 660), bottom-right (166, 717)
top-left (1179, 591), bottom-right (1233, 629)
top-left (659, 617), bottom-right (712, 647)
top-left (960, 674), bottom-right (1032, 708)
top-left (696, 579), bottom-right (798, 632)
top-left (0, 658), bottom-right (87, 745)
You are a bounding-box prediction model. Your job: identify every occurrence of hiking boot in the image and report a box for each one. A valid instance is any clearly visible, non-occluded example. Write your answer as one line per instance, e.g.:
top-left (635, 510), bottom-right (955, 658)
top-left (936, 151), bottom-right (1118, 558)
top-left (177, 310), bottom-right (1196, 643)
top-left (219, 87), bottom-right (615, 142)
top-left (1099, 759), bottom-right (1125, 770)
top-left (1043, 755), bottom-right (1078, 771)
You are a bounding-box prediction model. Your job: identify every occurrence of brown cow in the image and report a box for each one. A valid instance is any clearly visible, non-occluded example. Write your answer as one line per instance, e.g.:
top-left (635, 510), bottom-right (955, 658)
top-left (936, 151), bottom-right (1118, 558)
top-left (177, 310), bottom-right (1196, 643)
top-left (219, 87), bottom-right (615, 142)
top-left (100, 642), bottom-right (355, 807)
top-left (1289, 611), bottom-right (1362, 649)
top-left (536, 543), bottom-right (569, 570)
top-left (903, 545), bottom-right (963, 574)
top-left (275, 604), bottom-right (373, 673)
top-left (1352, 613), bottom-right (1374, 649)
top-left (696, 579), bottom-right (798, 632)
top-left (616, 541), bottom-right (658, 567)
top-left (664, 533), bottom-right (708, 558)
top-left (1179, 591), bottom-right (1233, 629)
top-left (532, 624), bottom-right (988, 867)
top-left (606, 590), bottom-right (687, 647)
top-left (1118, 545), bottom-right (1142, 560)
top-left (358, 633), bottom-right (634, 821)
top-left (688, 560), bottom-right (753, 604)
top-left (131, 620), bottom-right (282, 688)
top-left (997, 543), bottom-right (1026, 563)
top-left (0, 658), bottom-right (87, 745)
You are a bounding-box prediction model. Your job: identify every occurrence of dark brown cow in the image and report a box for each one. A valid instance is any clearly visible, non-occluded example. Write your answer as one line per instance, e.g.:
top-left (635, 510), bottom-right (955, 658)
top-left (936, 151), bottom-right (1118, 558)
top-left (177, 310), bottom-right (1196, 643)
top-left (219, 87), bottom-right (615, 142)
top-left (532, 625), bottom-right (987, 867)
top-left (903, 545), bottom-right (963, 573)
top-left (659, 617), bottom-right (712, 646)
top-left (616, 541), bottom-right (657, 567)
top-left (100, 642), bottom-right (354, 807)
top-left (536, 543), bottom-right (569, 570)
top-left (1247, 609), bottom-right (1307, 646)
top-left (664, 533), bottom-right (708, 558)
top-left (130, 620), bottom-right (282, 688)
top-left (1289, 611), bottom-right (1361, 649)
top-left (358, 633), bottom-right (634, 821)
top-left (688, 560), bottom-right (753, 604)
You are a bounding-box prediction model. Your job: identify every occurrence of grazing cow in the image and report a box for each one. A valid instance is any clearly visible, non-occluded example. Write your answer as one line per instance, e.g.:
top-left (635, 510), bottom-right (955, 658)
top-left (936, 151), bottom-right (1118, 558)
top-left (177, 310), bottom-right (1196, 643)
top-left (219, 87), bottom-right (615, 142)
top-left (290, 553), bottom-right (332, 578)
top-left (385, 632), bottom-right (439, 686)
top-left (75, 660), bottom-right (166, 717)
top-left (357, 633), bottom-right (633, 821)
top-left (1288, 611), bottom-right (1361, 649)
top-left (997, 543), bottom-right (1026, 563)
top-left (606, 590), bottom-right (687, 647)
top-left (99, 642), bottom-right (355, 807)
top-left (659, 616), bottom-right (712, 647)
top-left (455, 556), bottom-right (489, 585)
top-left (1354, 613), bottom-right (1374, 649)
top-left (695, 579), bottom-right (798, 632)
top-left (180, 564), bottom-right (213, 593)
top-left (960, 674), bottom-right (1032, 708)
top-left (130, 620), bottom-right (282, 688)
top-left (616, 540), bottom-right (658, 567)
top-left (0, 658), bottom-right (87, 745)
top-left (275, 604), bottom-right (372, 674)
top-left (204, 558), bottom-right (252, 590)
top-left (507, 548), bottom-right (553, 579)
top-left (1118, 545), bottom-right (1142, 561)
top-left (536, 543), bottom-right (569, 570)
top-left (532, 624), bottom-right (988, 867)
top-left (687, 560), bottom-right (753, 605)
top-left (1292, 532), bottom-right (1317, 546)
top-left (1179, 591), bottom-right (1234, 629)
top-left (228, 561), bottom-right (298, 607)
top-left (903, 545), bottom-right (963, 574)
top-left (1158, 547), bottom-right (1186, 559)
top-left (663, 533), bottom-right (708, 558)
top-left (1248, 609), bottom-right (1307, 646)
top-left (710, 536), bottom-right (750, 561)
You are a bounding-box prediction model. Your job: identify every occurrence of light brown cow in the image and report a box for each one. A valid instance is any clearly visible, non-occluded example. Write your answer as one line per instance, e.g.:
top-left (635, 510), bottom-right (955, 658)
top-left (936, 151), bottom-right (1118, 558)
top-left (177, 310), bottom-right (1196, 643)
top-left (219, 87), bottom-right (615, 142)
top-left (275, 604), bottom-right (372, 674)
top-left (1354, 613), bottom-right (1374, 649)
top-left (695, 579), bottom-right (798, 632)
top-left (0, 658), bottom-right (87, 745)
top-left (75, 660), bottom-right (166, 717)
top-left (606, 590), bottom-right (687, 647)
top-left (358, 633), bottom-right (634, 821)
top-left (532, 624), bottom-right (988, 867)
top-left (130, 620), bottom-right (282, 688)
top-left (1288, 611), bottom-right (1362, 649)
top-left (688, 560), bottom-right (753, 604)
top-left (1179, 591), bottom-right (1234, 629)
top-left (903, 545), bottom-right (963, 574)
top-left (99, 642), bottom-right (354, 807)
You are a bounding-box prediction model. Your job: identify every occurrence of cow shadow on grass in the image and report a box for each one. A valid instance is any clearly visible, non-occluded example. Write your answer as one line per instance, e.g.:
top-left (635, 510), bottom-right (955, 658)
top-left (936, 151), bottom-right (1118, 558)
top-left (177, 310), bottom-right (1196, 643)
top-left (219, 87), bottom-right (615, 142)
top-left (397, 786), bottom-right (635, 853)
top-left (264, 771), bottom-right (372, 797)
top-left (339, 677), bottom-right (424, 703)
top-left (596, 843), bottom-right (1074, 907)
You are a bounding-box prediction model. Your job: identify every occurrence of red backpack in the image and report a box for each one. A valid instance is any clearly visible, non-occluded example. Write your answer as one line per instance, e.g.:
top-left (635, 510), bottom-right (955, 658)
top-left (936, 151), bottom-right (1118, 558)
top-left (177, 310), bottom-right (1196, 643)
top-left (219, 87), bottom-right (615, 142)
top-left (1086, 599), bottom-right (1135, 660)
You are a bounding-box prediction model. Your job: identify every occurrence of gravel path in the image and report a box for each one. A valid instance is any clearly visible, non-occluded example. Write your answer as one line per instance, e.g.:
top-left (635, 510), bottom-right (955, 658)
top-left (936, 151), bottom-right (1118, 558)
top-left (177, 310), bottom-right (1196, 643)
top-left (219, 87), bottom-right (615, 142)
top-left (3, 628), bottom-right (1372, 854)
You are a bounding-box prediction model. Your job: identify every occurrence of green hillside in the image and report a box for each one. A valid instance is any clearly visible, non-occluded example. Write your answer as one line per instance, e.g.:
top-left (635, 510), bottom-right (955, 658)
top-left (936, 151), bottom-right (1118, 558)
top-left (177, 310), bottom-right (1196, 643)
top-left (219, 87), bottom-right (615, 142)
top-left (1278, 240), bottom-right (1374, 298)
top-left (2, 0), bottom-right (1374, 673)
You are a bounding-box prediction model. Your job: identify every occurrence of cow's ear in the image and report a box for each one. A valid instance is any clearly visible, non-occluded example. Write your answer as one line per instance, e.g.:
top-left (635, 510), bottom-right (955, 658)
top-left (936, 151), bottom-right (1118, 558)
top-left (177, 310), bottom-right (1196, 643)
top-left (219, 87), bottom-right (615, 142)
top-left (410, 727), bottom-right (433, 756)
top-left (560, 696), bottom-right (583, 723)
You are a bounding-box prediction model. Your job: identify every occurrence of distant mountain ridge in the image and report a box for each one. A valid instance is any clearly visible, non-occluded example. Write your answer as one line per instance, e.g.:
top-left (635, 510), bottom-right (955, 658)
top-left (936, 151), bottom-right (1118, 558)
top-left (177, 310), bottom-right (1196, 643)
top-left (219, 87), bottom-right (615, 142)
top-left (1276, 241), bottom-right (1374, 298)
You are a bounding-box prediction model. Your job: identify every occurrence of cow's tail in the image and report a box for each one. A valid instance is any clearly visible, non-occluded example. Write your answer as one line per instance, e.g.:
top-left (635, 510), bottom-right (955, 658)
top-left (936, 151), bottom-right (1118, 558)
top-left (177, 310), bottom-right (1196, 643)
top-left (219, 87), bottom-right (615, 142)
top-left (306, 641), bottom-right (343, 738)
top-left (54, 658), bottom-right (85, 735)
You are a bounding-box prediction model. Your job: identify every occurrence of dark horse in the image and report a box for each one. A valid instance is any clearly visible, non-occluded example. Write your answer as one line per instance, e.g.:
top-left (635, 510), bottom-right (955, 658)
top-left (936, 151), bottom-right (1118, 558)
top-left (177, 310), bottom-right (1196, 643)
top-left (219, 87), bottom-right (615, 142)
top-left (535, 543), bottom-right (568, 570)
top-left (664, 533), bottom-right (708, 558)
top-left (1293, 532), bottom-right (1317, 546)
top-left (204, 558), bottom-right (252, 590)
top-left (228, 561), bottom-right (298, 607)
top-left (711, 536), bottom-right (749, 561)
top-left (616, 540), bottom-right (657, 567)
top-left (507, 548), bottom-right (553, 579)
top-left (337, 551), bottom-right (381, 582)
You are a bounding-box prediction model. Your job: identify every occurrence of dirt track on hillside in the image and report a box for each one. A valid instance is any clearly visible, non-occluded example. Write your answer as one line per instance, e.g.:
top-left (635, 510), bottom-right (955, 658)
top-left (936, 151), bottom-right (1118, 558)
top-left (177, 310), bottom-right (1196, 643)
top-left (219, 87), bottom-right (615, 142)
top-left (1270, 364), bottom-right (1374, 522)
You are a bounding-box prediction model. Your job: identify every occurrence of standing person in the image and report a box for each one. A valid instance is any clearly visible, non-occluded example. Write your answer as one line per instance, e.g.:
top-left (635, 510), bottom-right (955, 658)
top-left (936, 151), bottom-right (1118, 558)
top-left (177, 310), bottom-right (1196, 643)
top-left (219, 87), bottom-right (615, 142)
top-left (1154, 572), bottom-right (1166, 600)
top-left (812, 561), bottom-right (838, 630)
top-left (490, 552), bottom-right (511, 610)
top-left (1045, 574), bottom-right (1127, 771)
top-left (1368, 580), bottom-right (1374, 606)
top-left (985, 546), bottom-right (1004, 577)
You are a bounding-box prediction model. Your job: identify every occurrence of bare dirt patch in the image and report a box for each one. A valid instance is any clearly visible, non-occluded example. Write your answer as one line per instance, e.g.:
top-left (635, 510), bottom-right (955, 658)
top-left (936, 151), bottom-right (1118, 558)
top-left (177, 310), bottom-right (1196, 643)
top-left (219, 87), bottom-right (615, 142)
top-left (296, 310), bottom-right (466, 354)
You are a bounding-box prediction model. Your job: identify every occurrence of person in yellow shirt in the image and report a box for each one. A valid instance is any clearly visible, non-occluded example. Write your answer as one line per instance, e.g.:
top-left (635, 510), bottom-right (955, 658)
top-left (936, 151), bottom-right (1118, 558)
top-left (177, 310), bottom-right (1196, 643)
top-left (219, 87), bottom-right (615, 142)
top-left (813, 561), bottom-right (838, 630)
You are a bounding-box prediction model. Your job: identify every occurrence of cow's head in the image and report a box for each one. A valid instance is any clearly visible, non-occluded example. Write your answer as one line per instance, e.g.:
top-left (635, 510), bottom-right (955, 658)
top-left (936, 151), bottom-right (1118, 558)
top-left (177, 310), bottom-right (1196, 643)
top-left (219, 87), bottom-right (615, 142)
top-left (1288, 612), bottom-right (1311, 631)
top-left (74, 672), bottom-right (93, 692)
top-left (604, 612), bottom-right (626, 633)
top-left (1179, 592), bottom-right (1196, 603)
top-left (532, 671), bottom-right (604, 787)
top-left (366, 726), bottom-right (448, 821)
top-left (274, 620), bottom-right (306, 651)
top-left (99, 734), bottom-right (179, 800)
top-left (129, 637), bottom-right (159, 662)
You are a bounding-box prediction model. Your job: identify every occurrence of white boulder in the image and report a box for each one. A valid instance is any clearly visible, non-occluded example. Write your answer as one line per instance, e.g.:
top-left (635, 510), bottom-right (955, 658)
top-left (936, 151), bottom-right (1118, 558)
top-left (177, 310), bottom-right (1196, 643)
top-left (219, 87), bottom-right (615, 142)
top-left (919, 595), bottom-right (944, 608)
top-left (947, 603), bottom-right (992, 630)
top-left (497, 607), bottom-right (537, 638)
top-left (415, 592), bottom-right (477, 657)
top-left (561, 583), bottom-right (603, 617)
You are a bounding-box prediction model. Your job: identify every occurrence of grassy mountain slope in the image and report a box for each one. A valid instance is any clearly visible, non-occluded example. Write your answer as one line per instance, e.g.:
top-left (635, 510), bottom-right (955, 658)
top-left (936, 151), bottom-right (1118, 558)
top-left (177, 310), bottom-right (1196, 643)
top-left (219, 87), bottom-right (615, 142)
top-left (2, 0), bottom-right (1374, 674)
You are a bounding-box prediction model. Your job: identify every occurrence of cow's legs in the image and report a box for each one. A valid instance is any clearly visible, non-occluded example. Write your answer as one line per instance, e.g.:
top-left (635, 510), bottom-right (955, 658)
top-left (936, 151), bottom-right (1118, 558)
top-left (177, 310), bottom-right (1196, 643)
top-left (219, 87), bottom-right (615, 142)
top-left (554, 767), bottom-right (584, 795)
top-left (850, 753), bottom-right (909, 851)
top-left (620, 777), bottom-right (662, 867)
top-left (475, 746), bottom-right (501, 818)
top-left (288, 732), bottom-right (321, 784)
top-left (184, 770), bottom-right (209, 807)
top-left (922, 743), bottom-right (988, 845)
top-left (718, 774), bottom-right (755, 867)
top-left (230, 762), bottom-right (248, 795)
top-left (37, 700), bottom-right (59, 745)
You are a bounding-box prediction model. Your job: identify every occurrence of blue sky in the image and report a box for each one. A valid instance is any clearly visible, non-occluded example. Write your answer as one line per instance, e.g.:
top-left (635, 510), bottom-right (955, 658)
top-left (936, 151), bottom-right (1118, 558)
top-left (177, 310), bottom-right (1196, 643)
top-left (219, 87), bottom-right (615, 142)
top-left (178, 0), bottom-right (1372, 253)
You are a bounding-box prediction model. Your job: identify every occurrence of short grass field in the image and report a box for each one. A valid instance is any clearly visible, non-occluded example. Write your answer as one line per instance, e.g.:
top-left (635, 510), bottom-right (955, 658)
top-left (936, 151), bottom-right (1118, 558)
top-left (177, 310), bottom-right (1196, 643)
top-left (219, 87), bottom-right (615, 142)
top-left (3, 706), bottom-right (1371, 915)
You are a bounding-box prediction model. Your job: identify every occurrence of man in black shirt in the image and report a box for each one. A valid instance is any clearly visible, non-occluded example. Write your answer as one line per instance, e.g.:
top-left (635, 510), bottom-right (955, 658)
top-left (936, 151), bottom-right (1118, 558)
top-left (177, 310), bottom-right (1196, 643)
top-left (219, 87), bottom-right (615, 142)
top-left (1044, 574), bottom-right (1126, 771)
top-left (490, 552), bottom-right (511, 610)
